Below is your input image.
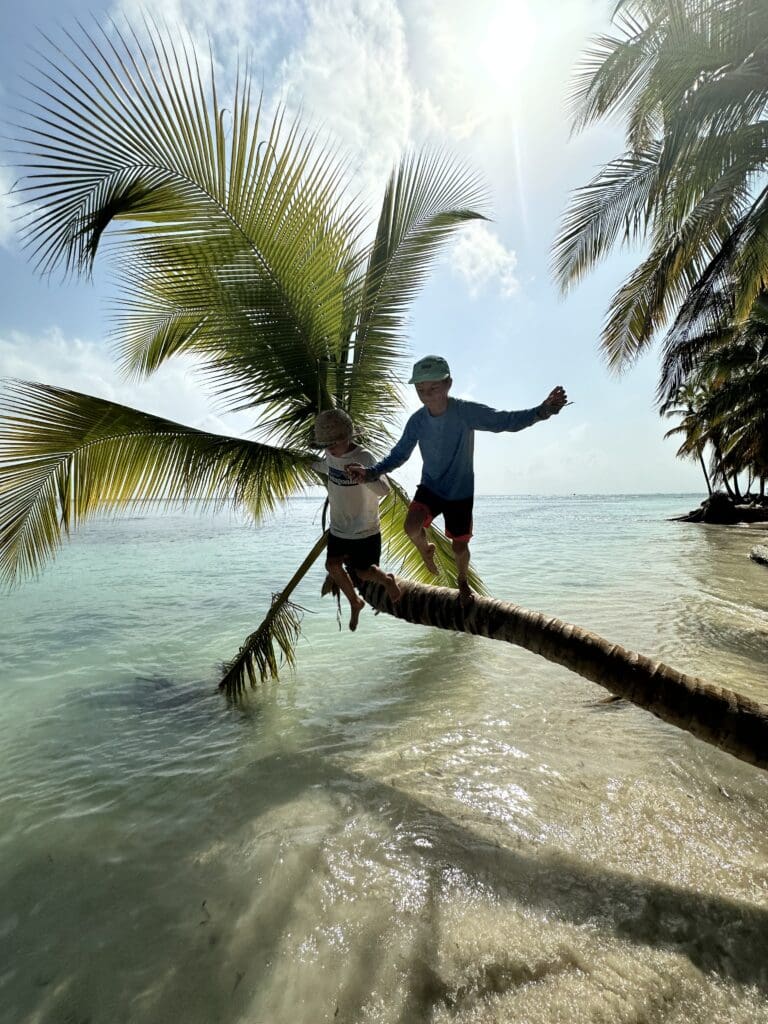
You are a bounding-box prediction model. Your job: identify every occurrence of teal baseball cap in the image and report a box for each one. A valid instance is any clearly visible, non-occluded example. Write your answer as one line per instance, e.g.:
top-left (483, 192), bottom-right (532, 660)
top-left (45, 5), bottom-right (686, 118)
top-left (408, 355), bottom-right (451, 384)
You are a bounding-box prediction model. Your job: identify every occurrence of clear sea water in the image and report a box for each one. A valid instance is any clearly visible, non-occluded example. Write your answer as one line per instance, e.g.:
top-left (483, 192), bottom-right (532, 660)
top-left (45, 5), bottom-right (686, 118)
top-left (1, 494), bottom-right (767, 1024)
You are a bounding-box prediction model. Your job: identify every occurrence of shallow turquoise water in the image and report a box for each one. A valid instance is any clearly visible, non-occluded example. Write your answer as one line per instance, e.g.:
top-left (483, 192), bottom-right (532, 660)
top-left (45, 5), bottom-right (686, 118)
top-left (1, 495), bottom-right (767, 1023)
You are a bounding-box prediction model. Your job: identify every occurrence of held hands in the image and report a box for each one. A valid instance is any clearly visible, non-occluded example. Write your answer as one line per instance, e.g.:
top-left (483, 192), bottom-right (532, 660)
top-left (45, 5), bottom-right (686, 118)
top-left (346, 462), bottom-right (368, 483)
top-left (538, 385), bottom-right (568, 419)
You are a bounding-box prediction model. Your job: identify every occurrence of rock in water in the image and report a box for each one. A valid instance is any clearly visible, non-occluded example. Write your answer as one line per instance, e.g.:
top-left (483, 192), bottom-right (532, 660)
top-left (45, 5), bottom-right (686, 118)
top-left (750, 545), bottom-right (768, 567)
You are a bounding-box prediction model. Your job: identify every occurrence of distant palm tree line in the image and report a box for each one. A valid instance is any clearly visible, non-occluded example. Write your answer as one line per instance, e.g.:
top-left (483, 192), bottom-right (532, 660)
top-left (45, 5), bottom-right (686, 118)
top-left (554, 0), bottom-right (768, 500)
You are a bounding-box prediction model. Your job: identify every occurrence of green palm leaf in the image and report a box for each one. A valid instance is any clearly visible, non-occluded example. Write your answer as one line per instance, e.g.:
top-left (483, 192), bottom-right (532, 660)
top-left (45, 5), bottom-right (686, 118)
top-left (560, 0), bottom-right (768, 374)
top-left (553, 147), bottom-right (661, 291)
top-left (0, 379), bottom-right (315, 583)
top-left (346, 150), bottom-right (489, 438)
top-left (15, 21), bottom-right (368, 428)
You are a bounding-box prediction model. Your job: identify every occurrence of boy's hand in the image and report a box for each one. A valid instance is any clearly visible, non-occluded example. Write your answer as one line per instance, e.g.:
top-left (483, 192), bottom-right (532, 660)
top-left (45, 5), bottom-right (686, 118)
top-left (346, 463), bottom-right (368, 483)
top-left (538, 386), bottom-right (568, 419)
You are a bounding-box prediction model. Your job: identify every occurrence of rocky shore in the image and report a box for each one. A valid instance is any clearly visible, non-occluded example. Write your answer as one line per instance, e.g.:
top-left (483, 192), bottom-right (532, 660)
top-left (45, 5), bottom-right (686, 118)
top-left (672, 493), bottom-right (768, 568)
top-left (672, 491), bottom-right (768, 525)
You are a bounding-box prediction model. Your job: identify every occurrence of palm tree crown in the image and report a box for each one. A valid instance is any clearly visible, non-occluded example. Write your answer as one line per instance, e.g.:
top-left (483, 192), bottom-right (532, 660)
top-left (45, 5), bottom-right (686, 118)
top-left (554, 0), bottom-right (768, 373)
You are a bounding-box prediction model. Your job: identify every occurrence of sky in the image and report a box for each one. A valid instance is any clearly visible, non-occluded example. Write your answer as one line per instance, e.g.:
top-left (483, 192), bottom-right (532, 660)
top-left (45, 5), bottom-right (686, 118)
top-left (0, 0), bottom-right (707, 496)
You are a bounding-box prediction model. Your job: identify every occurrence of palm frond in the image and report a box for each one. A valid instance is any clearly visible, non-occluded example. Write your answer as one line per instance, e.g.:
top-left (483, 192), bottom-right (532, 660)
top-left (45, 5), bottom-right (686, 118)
top-left (561, 0), bottom-right (768, 377)
top-left (14, 20), bottom-right (369, 431)
top-left (568, 9), bottom-right (661, 136)
top-left (660, 182), bottom-right (768, 368)
top-left (0, 379), bottom-right (315, 582)
top-left (553, 146), bottom-right (661, 291)
top-left (345, 150), bottom-right (489, 438)
top-left (219, 530), bottom-right (328, 695)
top-left (220, 595), bottom-right (306, 697)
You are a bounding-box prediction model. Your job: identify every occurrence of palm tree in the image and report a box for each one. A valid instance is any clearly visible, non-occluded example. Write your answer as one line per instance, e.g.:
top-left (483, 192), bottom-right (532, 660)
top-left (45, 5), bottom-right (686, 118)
top-left (662, 299), bottom-right (768, 498)
top-left (0, 21), bottom-right (487, 692)
top-left (661, 382), bottom-right (714, 495)
top-left (553, 0), bottom-right (768, 372)
top-left (3, 20), bottom-right (765, 774)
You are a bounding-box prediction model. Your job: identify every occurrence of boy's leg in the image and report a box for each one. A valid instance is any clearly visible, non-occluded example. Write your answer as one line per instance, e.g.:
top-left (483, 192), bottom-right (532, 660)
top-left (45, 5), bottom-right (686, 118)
top-left (404, 502), bottom-right (438, 575)
top-left (357, 564), bottom-right (402, 603)
top-left (326, 556), bottom-right (365, 630)
top-left (451, 540), bottom-right (474, 605)
top-left (444, 496), bottom-right (474, 605)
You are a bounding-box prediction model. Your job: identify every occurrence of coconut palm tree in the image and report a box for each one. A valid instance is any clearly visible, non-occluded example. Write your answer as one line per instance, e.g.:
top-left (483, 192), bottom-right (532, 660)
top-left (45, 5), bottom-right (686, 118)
top-left (0, 21), bottom-right (487, 693)
top-left (694, 335), bottom-right (768, 492)
top-left (553, 0), bottom-right (768, 371)
top-left (661, 297), bottom-right (768, 497)
top-left (661, 382), bottom-right (714, 495)
top-left (3, 21), bottom-right (765, 773)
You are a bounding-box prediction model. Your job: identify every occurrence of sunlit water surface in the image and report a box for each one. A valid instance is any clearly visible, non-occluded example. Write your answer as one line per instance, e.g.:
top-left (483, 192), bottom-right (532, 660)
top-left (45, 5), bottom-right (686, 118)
top-left (1, 495), bottom-right (767, 1024)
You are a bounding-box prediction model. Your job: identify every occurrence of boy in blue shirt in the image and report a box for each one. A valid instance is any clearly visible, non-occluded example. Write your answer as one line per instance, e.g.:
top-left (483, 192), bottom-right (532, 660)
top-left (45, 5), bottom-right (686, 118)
top-left (347, 355), bottom-right (567, 603)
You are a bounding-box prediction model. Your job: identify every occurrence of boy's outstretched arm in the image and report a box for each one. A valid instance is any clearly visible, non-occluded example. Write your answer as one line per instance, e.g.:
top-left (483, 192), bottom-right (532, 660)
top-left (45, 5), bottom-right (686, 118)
top-left (347, 419), bottom-right (419, 483)
top-left (464, 386), bottom-right (570, 433)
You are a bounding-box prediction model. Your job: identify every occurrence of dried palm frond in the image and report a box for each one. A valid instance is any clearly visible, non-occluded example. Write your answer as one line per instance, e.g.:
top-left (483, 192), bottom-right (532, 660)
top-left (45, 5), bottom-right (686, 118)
top-left (218, 531), bottom-right (328, 696)
top-left (220, 594), bottom-right (306, 698)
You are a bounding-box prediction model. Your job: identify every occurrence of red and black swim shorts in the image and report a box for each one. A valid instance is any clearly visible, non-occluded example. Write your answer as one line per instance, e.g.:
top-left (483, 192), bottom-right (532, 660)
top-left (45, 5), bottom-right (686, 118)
top-left (409, 484), bottom-right (473, 541)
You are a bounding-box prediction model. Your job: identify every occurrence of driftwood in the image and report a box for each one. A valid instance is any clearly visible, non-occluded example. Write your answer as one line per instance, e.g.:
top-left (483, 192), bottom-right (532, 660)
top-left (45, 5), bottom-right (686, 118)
top-left (357, 577), bottom-right (768, 773)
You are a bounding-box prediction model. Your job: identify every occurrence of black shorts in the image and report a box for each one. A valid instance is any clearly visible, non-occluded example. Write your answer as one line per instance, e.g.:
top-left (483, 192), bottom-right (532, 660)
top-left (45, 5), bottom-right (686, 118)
top-left (327, 531), bottom-right (382, 570)
top-left (410, 484), bottom-right (473, 541)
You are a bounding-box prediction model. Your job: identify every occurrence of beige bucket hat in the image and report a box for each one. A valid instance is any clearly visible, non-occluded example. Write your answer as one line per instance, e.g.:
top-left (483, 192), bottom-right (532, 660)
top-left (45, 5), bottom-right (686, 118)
top-left (312, 408), bottom-right (355, 446)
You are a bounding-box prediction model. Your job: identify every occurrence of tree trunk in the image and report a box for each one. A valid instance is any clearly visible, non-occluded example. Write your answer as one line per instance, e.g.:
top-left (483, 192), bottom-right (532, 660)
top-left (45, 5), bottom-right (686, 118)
top-left (713, 444), bottom-right (736, 499)
top-left (698, 450), bottom-right (713, 496)
top-left (357, 578), bottom-right (768, 773)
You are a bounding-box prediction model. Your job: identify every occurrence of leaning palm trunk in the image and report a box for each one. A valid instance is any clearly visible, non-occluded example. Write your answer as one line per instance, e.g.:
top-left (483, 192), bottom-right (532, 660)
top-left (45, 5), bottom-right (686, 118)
top-left (356, 578), bottom-right (768, 772)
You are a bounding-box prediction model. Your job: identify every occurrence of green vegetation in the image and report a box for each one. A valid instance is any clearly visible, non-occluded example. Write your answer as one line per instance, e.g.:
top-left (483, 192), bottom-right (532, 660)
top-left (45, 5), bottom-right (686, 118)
top-left (554, 0), bottom-right (768, 500)
top-left (0, 22), bottom-right (486, 692)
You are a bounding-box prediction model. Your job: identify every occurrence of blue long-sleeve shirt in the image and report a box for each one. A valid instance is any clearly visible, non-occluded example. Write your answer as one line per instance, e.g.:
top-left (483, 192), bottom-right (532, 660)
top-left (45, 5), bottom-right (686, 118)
top-left (370, 398), bottom-right (541, 500)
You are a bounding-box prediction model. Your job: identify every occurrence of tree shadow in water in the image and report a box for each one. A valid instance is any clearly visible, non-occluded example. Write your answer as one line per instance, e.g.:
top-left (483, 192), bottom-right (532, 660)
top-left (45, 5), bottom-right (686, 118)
top-left (6, 745), bottom-right (767, 1024)
top-left (5, 642), bottom-right (767, 1024)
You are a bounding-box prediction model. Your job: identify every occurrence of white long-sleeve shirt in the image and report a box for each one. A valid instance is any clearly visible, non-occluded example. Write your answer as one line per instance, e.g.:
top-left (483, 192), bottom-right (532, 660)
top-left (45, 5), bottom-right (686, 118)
top-left (313, 445), bottom-right (389, 539)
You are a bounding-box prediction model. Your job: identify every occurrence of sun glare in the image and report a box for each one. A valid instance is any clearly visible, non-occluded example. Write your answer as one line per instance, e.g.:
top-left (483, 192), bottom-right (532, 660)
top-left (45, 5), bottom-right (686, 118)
top-left (482, 0), bottom-right (537, 94)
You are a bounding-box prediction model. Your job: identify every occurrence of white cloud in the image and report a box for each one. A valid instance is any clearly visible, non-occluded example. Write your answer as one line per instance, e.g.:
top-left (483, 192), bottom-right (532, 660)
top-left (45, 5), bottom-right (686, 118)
top-left (450, 222), bottom-right (519, 299)
top-left (112, 0), bottom-right (303, 80)
top-left (0, 328), bottom-right (253, 438)
top-left (277, 0), bottom-right (413, 204)
top-left (106, 0), bottom-right (415, 212)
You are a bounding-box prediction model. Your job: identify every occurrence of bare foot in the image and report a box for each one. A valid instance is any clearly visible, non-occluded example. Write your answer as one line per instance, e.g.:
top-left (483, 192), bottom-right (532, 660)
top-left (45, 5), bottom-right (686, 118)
top-left (349, 597), bottom-right (365, 631)
top-left (457, 577), bottom-right (474, 607)
top-left (421, 543), bottom-right (438, 575)
top-left (384, 573), bottom-right (402, 603)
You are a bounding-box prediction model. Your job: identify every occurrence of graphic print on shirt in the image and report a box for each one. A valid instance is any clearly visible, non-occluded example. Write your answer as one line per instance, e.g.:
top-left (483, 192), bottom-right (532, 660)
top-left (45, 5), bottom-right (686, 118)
top-left (328, 466), bottom-right (358, 487)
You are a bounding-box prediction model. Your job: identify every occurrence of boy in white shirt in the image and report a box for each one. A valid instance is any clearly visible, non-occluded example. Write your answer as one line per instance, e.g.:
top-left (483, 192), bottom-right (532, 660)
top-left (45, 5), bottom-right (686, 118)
top-left (312, 409), bottom-right (401, 630)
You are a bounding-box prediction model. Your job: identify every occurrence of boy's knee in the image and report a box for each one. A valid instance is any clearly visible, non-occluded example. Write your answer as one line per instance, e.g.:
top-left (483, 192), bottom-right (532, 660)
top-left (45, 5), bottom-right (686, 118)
top-left (326, 556), bottom-right (343, 573)
top-left (451, 539), bottom-right (469, 553)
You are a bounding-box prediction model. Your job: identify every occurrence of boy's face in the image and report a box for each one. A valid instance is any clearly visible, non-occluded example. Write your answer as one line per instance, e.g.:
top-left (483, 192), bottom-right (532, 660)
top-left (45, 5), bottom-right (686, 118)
top-left (323, 437), bottom-right (354, 457)
top-left (415, 377), bottom-right (451, 412)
